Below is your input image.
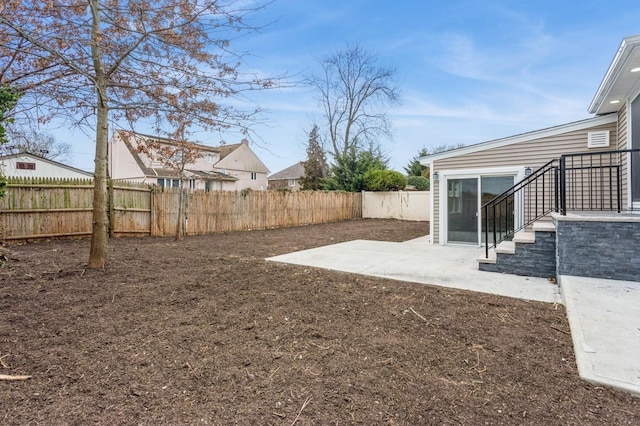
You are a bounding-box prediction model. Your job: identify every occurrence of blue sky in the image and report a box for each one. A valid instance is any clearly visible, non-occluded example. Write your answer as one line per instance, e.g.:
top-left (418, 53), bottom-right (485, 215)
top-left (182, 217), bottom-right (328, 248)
top-left (57, 0), bottom-right (640, 174)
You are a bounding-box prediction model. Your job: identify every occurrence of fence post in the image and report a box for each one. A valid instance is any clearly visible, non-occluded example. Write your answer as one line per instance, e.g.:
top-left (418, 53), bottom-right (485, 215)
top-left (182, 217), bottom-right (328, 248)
top-left (150, 186), bottom-right (156, 236)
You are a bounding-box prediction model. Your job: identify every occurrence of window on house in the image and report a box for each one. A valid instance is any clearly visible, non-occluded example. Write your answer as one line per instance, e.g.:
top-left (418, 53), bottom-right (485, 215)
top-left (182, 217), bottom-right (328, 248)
top-left (250, 172), bottom-right (257, 180)
top-left (189, 179), bottom-right (196, 190)
top-left (288, 178), bottom-right (296, 187)
top-left (157, 178), bottom-right (180, 188)
top-left (16, 162), bottom-right (36, 170)
top-left (207, 154), bottom-right (214, 163)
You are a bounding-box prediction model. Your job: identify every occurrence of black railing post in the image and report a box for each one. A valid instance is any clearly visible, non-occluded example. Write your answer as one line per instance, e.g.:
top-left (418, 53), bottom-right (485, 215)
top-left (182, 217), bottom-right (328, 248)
top-left (554, 166), bottom-right (559, 212)
top-left (484, 204), bottom-right (489, 258)
top-left (560, 156), bottom-right (567, 215)
top-left (492, 203), bottom-right (497, 253)
top-left (617, 164), bottom-right (622, 213)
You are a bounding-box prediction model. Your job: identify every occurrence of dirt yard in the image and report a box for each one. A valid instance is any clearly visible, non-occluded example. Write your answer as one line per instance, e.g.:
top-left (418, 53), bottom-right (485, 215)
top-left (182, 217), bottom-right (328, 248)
top-left (1, 219), bottom-right (638, 425)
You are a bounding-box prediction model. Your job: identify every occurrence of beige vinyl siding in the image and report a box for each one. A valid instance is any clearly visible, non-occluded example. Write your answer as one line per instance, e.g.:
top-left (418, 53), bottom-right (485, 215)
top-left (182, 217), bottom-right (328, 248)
top-left (431, 121), bottom-right (618, 243)
top-left (618, 104), bottom-right (629, 210)
top-left (435, 123), bottom-right (617, 172)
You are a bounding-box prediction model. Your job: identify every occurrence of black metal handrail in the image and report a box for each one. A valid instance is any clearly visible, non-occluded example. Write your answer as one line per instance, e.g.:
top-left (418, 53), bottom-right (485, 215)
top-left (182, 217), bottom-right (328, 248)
top-left (482, 148), bottom-right (640, 258)
top-left (482, 160), bottom-right (559, 258)
top-left (559, 149), bottom-right (640, 214)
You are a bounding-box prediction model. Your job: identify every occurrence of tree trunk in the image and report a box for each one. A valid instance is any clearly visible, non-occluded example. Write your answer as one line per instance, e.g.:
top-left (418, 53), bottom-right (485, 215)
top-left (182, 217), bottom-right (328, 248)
top-left (88, 100), bottom-right (109, 268)
top-left (88, 0), bottom-right (109, 268)
top-left (175, 186), bottom-right (185, 241)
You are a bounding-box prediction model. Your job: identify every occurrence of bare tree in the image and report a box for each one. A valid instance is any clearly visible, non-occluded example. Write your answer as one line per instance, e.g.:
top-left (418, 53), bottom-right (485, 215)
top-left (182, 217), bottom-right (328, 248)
top-left (4, 128), bottom-right (71, 162)
top-left (306, 44), bottom-right (400, 159)
top-left (0, 1), bottom-right (274, 268)
top-left (128, 129), bottom-right (202, 241)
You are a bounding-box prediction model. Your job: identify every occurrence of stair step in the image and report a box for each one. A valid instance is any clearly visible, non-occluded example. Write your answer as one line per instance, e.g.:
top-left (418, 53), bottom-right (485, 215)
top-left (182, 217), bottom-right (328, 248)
top-left (513, 230), bottom-right (535, 244)
top-left (477, 250), bottom-right (496, 264)
top-left (495, 241), bottom-right (515, 254)
top-left (533, 221), bottom-right (556, 232)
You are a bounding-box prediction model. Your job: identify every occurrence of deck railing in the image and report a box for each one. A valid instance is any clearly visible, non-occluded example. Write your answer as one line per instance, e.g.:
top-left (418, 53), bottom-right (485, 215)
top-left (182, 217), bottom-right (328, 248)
top-left (558, 149), bottom-right (640, 214)
top-left (482, 148), bottom-right (640, 258)
top-left (482, 160), bottom-right (559, 258)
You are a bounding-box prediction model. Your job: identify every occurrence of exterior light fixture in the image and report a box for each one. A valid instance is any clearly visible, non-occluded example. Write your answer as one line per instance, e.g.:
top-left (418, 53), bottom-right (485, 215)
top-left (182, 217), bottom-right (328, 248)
top-left (609, 100), bottom-right (621, 104)
top-left (631, 67), bottom-right (640, 73)
top-left (433, 172), bottom-right (439, 181)
top-left (525, 167), bottom-right (532, 176)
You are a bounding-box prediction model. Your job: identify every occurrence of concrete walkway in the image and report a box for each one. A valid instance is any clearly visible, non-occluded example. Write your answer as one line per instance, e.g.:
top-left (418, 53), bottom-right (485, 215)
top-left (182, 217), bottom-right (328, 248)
top-left (267, 237), bottom-right (640, 396)
top-left (559, 275), bottom-right (640, 395)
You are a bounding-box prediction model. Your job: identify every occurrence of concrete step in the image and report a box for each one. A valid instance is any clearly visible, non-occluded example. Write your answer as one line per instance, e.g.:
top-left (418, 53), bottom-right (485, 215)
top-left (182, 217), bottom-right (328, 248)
top-left (495, 240), bottom-right (515, 254)
top-left (477, 249), bottom-right (496, 264)
top-left (513, 230), bottom-right (535, 244)
top-left (533, 221), bottom-right (556, 232)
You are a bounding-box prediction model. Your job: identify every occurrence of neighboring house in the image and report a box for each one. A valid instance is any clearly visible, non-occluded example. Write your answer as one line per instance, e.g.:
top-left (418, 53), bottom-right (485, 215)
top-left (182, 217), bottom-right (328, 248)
top-left (0, 152), bottom-right (93, 179)
top-left (108, 131), bottom-right (269, 191)
top-left (421, 34), bottom-right (640, 282)
top-left (267, 162), bottom-right (305, 190)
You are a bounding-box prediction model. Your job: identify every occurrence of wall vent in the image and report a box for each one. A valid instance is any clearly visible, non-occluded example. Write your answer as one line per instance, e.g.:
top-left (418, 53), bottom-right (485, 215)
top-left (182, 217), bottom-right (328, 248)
top-left (16, 162), bottom-right (36, 170)
top-left (587, 130), bottom-right (610, 148)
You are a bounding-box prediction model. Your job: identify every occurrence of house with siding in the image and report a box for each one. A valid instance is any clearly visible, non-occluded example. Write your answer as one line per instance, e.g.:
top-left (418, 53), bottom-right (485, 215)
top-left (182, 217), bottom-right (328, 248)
top-left (267, 162), bottom-right (305, 190)
top-left (421, 34), bottom-right (640, 282)
top-left (0, 152), bottom-right (93, 179)
top-left (109, 131), bottom-right (269, 191)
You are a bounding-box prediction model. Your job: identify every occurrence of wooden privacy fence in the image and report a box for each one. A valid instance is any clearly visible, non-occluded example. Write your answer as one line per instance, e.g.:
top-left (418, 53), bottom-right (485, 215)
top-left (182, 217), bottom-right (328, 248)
top-left (1, 177), bottom-right (95, 240)
top-left (152, 189), bottom-right (362, 236)
top-left (0, 178), bottom-right (362, 241)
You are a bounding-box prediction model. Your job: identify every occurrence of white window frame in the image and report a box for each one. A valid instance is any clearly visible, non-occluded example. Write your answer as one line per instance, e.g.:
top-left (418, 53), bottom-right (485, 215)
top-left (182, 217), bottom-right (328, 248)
top-left (250, 171), bottom-right (257, 181)
top-left (627, 87), bottom-right (640, 210)
top-left (288, 178), bottom-right (296, 187)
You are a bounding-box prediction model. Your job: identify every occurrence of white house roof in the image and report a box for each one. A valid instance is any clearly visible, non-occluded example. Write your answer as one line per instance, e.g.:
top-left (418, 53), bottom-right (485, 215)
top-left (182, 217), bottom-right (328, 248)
top-left (419, 115), bottom-right (617, 165)
top-left (589, 34), bottom-right (640, 115)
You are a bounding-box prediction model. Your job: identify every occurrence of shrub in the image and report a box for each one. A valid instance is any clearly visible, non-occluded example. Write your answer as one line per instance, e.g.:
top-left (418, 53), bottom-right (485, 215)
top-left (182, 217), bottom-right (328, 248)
top-left (406, 175), bottom-right (429, 190)
top-left (364, 169), bottom-right (407, 191)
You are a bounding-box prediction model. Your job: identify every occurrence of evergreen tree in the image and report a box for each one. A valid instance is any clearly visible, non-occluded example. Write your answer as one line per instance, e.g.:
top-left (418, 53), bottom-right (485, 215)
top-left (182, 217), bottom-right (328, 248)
top-left (324, 145), bottom-right (387, 192)
top-left (404, 144), bottom-right (466, 178)
top-left (300, 125), bottom-right (328, 190)
top-left (0, 86), bottom-right (20, 146)
top-left (0, 86), bottom-right (21, 199)
top-left (404, 147), bottom-right (429, 177)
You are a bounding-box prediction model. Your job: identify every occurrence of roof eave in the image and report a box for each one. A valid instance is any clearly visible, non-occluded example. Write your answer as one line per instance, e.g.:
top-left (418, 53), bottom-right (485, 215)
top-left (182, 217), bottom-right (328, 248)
top-left (419, 115), bottom-right (617, 165)
top-left (589, 34), bottom-right (640, 115)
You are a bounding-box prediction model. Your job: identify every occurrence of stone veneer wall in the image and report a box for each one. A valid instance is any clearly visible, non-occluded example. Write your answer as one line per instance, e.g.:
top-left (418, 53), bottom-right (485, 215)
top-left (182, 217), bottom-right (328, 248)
top-left (555, 217), bottom-right (640, 281)
top-left (479, 231), bottom-right (557, 278)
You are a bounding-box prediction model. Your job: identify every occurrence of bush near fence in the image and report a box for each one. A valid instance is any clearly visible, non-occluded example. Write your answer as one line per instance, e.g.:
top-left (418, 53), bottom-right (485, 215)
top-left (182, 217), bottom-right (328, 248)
top-left (0, 178), bottom-right (362, 241)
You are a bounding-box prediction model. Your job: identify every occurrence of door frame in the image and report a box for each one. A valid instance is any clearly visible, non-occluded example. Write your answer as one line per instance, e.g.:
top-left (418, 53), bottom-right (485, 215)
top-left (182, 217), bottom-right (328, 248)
top-left (438, 166), bottom-right (526, 246)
